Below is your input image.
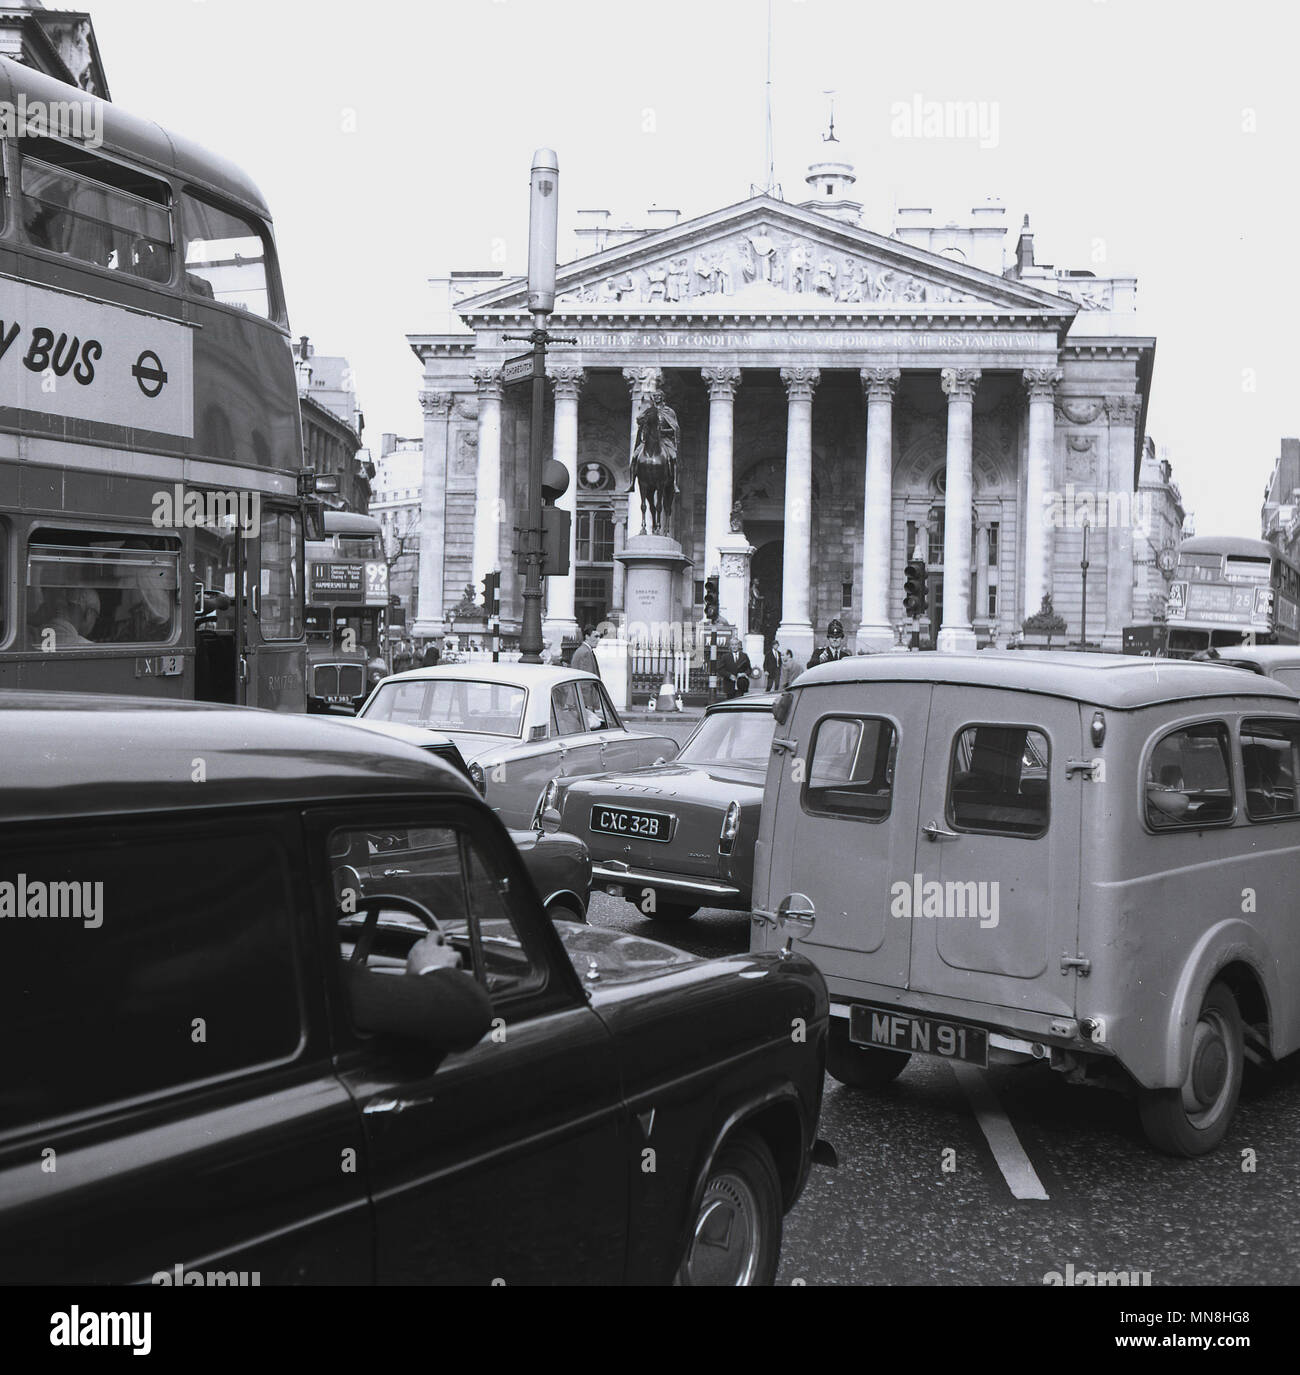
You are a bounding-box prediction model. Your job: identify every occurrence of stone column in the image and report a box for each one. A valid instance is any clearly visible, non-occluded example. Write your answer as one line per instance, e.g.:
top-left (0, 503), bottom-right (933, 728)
top-left (610, 509), bottom-right (627, 623)
top-left (543, 366), bottom-right (584, 648)
top-left (470, 366), bottom-right (504, 584)
top-left (701, 367), bottom-right (742, 579)
top-left (975, 521), bottom-right (991, 637)
top-left (1022, 367), bottom-right (1063, 622)
top-left (858, 367), bottom-right (900, 653)
top-left (938, 368), bottom-right (980, 653)
top-left (413, 390), bottom-right (454, 637)
top-left (1104, 394), bottom-right (1142, 650)
top-left (777, 366), bottom-right (820, 660)
top-left (623, 366), bottom-right (663, 540)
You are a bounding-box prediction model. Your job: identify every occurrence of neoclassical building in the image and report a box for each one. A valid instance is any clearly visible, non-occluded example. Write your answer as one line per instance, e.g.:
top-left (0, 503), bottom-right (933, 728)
top-left (409, 152), bottom-right (1153, 656)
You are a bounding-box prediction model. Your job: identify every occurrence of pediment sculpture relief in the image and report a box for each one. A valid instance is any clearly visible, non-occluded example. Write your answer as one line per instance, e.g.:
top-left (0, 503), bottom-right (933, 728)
top-left (558, 226), bottom-right (989, 308)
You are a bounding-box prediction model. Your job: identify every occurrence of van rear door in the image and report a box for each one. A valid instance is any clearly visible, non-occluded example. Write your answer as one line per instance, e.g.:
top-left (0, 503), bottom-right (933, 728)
top-left (759, 683), bottom-right (931, 991)
top-left (908, 687), bottom-right (1083, 1018)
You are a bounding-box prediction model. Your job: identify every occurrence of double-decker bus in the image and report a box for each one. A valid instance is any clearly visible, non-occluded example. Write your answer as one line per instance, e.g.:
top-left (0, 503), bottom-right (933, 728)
top-left (305, 509), bottom-right (388, 712)
top-left (0, 57), bottom-right (315, 708)
top-left (1125, 535), bottom-right (1300, 658)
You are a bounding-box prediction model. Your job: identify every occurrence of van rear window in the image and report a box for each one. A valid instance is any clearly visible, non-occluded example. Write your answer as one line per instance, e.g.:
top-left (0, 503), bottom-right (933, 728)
top-left (947, 725), bottom-right (1049, 838)
top-left (1145, 723), bottom-right (1235, 830)
top-left (803, 715), bottom-right (896, 820)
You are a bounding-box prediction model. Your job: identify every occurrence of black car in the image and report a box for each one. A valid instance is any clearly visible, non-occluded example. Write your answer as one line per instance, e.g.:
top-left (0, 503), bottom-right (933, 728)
top-left (0, 693), bottom-right (829, 1285)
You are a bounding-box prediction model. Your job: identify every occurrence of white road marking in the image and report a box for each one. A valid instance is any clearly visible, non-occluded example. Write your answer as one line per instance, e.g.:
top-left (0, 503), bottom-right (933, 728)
top-left (951, 1062), bottom-right (1050, 1201)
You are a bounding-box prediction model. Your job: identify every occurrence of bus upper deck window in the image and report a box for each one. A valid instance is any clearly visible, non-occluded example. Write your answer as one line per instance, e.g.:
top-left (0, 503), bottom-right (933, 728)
top-left (181, 191), bottom-right (275, 319)
top-left (19, 137), bottom-right (172, 281)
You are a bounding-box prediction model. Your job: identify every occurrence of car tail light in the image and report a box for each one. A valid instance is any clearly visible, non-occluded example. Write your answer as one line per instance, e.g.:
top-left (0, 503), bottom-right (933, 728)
top-left (532, 777), bottom-right (562, 832)
top-left (719, 801), bottom-right (741, 855)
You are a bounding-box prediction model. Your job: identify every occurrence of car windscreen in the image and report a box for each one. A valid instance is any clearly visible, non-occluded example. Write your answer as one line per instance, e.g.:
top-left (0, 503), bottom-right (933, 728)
top-left (362, 679), bottom-right (526, 736)
top-left (678, 709), bottom-right (775, 765)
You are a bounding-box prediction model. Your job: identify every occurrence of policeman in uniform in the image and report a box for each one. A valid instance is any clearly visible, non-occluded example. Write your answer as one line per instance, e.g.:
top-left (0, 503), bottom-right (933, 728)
top-left (809, 619), bottom-right (852, 668)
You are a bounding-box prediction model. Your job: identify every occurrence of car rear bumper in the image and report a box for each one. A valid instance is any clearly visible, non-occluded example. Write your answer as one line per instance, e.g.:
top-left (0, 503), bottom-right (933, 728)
top-left (592, 861), bottom-right (744, 907)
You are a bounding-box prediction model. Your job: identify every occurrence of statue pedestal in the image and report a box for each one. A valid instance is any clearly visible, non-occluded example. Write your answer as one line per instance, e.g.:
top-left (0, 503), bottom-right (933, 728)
top-left (716, 532), bottom-right (756, 637)
top-left (617, 534), bottom-right (692, 642)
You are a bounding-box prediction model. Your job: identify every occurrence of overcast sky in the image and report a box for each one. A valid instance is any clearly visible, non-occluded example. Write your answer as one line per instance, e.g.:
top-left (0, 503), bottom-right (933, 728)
top-left (85, 0), bottom-right (1300, 536)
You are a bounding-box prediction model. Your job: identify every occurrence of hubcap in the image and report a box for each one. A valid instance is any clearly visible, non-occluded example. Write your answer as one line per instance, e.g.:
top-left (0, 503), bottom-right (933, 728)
top-left (1181, 1010), bottom-right (1234, 1122)
top-left (682, 1170), bottom-right (760, 1286)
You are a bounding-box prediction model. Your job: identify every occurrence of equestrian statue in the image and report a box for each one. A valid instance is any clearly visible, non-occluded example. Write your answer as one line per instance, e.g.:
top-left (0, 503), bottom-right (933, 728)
top-left (627, 390), bottom-right (680, 536)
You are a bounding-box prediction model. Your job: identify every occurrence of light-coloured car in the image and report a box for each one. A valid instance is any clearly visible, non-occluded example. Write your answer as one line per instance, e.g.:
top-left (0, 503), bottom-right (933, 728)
top-left (356, 663), bottom-right (680, 829)
top-left (539, 695), bottom-right (777, 923)
top-left (752, 650), bottom-right (1300, 1156)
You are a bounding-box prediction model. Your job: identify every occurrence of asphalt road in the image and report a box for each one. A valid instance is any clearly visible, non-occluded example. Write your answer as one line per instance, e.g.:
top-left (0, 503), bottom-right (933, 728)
top-left (585, 891), bottom-right (1300, 1287)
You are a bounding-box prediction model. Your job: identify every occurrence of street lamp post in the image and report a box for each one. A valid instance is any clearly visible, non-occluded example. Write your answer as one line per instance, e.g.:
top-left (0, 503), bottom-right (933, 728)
top-left (503, 149), bottom-right (577, 663)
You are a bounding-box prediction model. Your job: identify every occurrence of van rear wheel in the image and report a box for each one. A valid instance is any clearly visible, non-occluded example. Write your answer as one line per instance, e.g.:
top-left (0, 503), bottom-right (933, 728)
top-left (827, 1019), bottom-right (910, 1090)
top-left (1137, 981), bottom-right (1243, 1157)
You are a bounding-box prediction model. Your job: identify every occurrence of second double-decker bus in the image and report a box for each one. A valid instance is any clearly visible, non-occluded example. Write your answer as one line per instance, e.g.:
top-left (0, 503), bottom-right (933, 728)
top-left (1141, 535), bottom-right (1300, 657)
top-left (0, 57), bottom-right (316, 709)
top-left (304, 509), bottom-right (388, 712)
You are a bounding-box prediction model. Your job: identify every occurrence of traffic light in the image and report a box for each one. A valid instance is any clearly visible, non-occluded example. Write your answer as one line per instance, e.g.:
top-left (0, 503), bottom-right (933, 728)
top-left (703, 573), bottom-right (720, 622)
top-left (540, 457), bottom-right (570, 577)
top-left (903, 559), bottom-right (928, 618)
top-left (481, 571), bottom-right (500, 621)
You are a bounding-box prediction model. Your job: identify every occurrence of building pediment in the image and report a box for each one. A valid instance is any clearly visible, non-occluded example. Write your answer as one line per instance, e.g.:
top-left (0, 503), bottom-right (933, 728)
top-left (456, 195), bottom-right (1076, 320)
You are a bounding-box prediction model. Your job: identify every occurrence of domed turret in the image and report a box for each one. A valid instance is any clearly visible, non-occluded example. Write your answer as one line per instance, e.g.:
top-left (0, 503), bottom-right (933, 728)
top-left (796, 103), bottom-right (862, 225)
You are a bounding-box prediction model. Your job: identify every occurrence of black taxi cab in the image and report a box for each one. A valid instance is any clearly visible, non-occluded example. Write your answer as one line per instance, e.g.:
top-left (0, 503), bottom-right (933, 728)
top-left (750, 652), bottom-right (1300, 1156)
top-left (0, 694), bottom-right (828, 1285)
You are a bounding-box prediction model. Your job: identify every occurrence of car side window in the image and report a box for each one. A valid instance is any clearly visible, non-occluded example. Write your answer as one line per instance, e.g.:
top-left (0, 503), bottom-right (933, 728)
top-left (551, 682), bottom-right (585, 736)
top-left (596, 682), bottom-right (623, 729)
top-left (331, 822), bottom-right (543, 1003)
top-left (803, 715), bottom-right (896, 820)
top-left (3, 819), bottom-right (303, 1124)
top-left (576, 680), bottom-right (612, 731)
top-left (1145, 722), bottom-right (1235, 830)
top-left (367, 680), bottom-right (428, 724)
top-left (947, 725), bottom-right (1050, 838)
top-left (1240, 718), bottom-right (1300, 821)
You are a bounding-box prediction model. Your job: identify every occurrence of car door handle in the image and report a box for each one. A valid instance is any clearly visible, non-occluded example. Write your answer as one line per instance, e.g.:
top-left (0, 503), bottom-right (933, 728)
top-left (382, 868), bottom-right (411, 877)
top-left (922, 821), bottom-right (960, 842)
top-left (363, 1098), bottom-right (415, 1116)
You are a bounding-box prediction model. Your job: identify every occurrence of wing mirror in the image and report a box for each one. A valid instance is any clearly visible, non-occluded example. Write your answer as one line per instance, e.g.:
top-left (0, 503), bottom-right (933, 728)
top-left (775, 892), bottom-right (816, 955)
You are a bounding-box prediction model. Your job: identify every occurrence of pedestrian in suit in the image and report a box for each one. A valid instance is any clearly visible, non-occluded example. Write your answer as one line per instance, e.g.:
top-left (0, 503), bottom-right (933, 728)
top-left (570, 624), bottom-right (602, 678)
top-left (716, 637), bottom-right (737, 700)
top-left (779, 648), bottom-right (804, 689)
top-left (731, 637), bottom-right (752, 697)
top-left (764, 641), bottom-right (781, 691)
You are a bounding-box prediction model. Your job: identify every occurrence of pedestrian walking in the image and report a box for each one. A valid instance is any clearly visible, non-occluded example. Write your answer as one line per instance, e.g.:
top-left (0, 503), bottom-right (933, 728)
top-left (764, 640), bottom-right (780, 691)
top-left (570, 624), bottom-right (602, 678)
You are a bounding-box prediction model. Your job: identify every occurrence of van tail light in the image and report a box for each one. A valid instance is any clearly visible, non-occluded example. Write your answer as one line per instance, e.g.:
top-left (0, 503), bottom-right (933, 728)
top-left (719, 801), bottom-right (741, 855)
